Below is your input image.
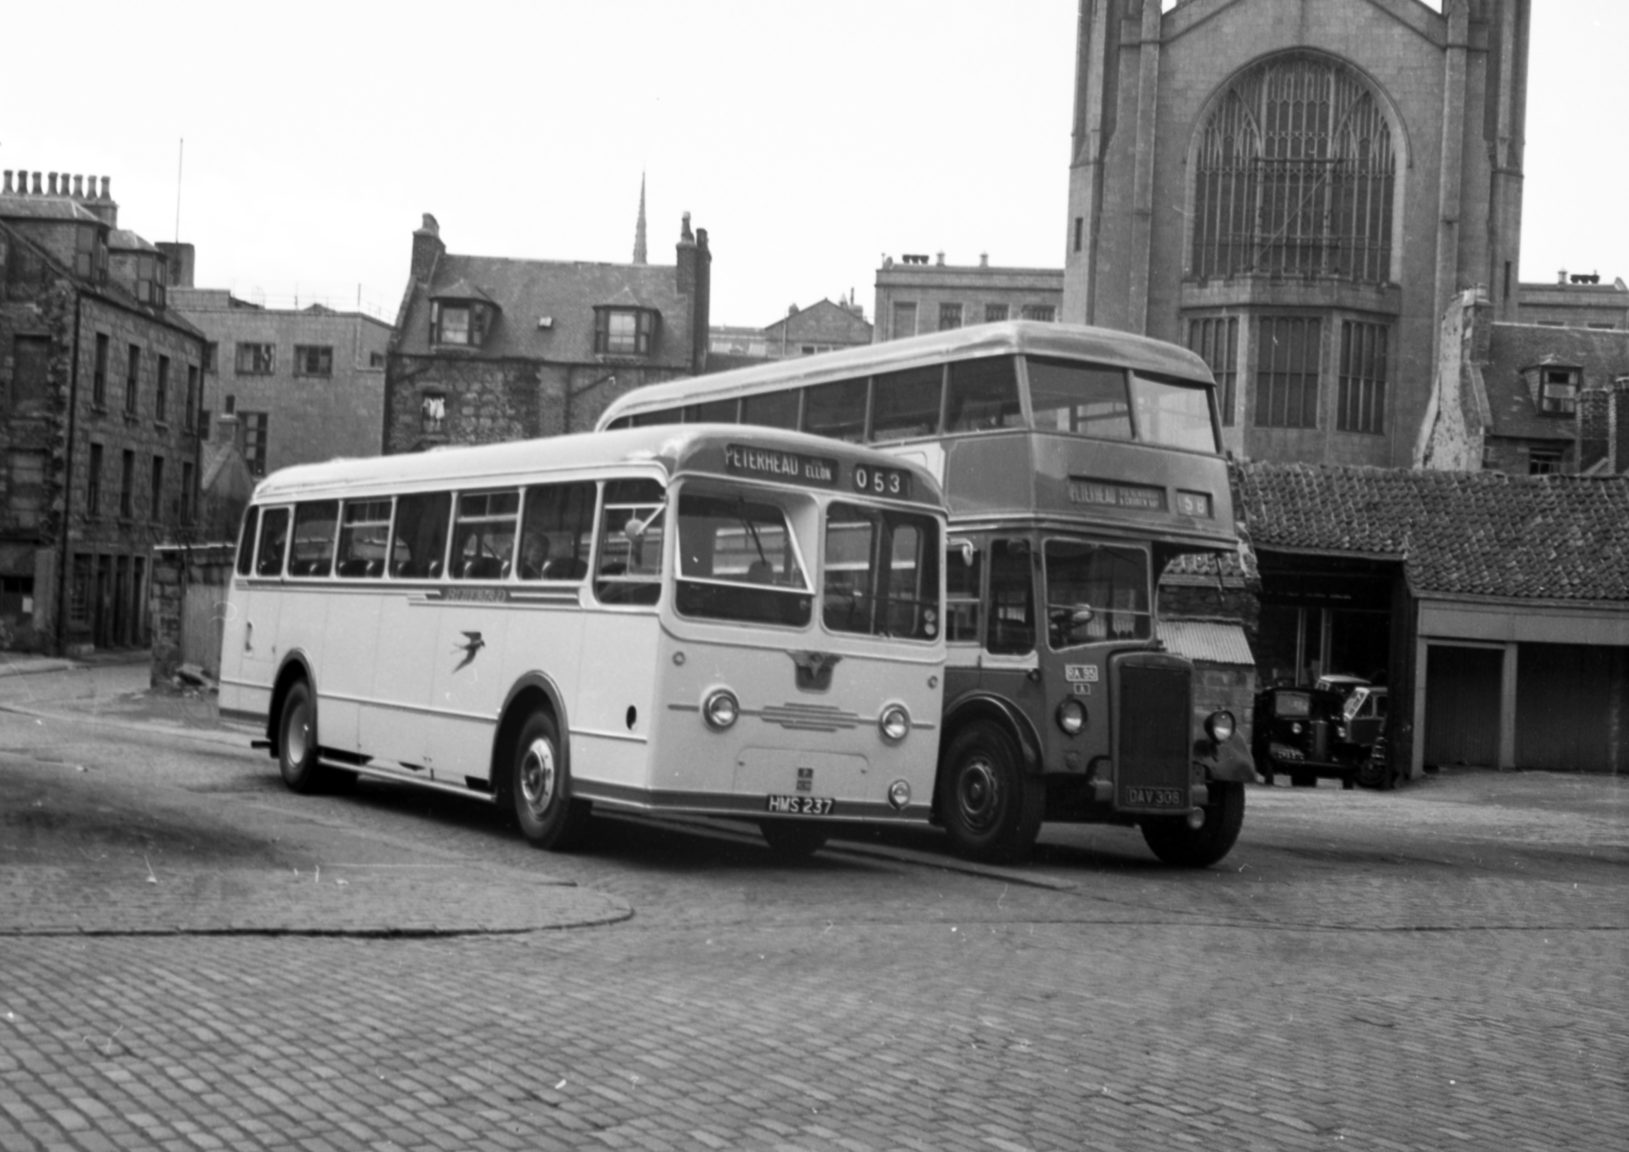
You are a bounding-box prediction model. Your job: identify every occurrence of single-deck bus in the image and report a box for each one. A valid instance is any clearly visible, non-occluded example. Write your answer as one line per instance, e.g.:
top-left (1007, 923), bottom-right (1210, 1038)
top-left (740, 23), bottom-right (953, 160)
top-left (219, 425), bottom-right (946, 857)
top-left (598, 321), bottom-right (1255, 866)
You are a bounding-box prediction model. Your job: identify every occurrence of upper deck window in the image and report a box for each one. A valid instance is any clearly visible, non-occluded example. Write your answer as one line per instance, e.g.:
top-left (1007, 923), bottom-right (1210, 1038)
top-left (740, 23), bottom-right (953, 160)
top-left (870, 366), bottom-right (941, 442)
top-left (944, 356), bottom-right (1021, 433)
top-left (741, 389), bottom-right (800, 430)
top-left (1027, 358), bottom-right (1133, 440)
top-left (803, 378), bottom-right (867, 442)
top-left (1128, 373), bottom-right (1218, 452)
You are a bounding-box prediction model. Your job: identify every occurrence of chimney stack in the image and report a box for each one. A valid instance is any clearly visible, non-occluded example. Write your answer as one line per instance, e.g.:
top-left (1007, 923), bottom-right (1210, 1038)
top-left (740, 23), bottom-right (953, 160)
top-left (410, 213), bottom-right (444, 285)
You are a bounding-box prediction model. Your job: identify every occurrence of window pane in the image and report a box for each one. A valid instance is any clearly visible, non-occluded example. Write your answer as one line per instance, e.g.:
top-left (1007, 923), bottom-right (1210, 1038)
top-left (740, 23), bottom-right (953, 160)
top-left (518, 482), bottom-right (596, 581)
top-left (822, 503), bottom-right (940, 641)
top-left (1027, 358), bottom-right (1132, 439)
top-left (235, 507), bottom-right (261, 576)
top-left (451, 490), bottom-right (520, 579)
top-left (337, 499), bottom-right (393, 577)
top-left (1129, 373), bottom-right (1217, 451)
top-left (945, 356), bottom-right (1021, 433)
top-left (986, 539), bottom-right (1034, 654)
top-left (684, 398), bottom-right (738, 423)
top-left (256, 508), bottom-right (290, 577)
top-left (674, 491), bottom-right (811, 627)
top-left (944, 542), bottom-right (981, 643)
top-left (741, 389), bottom-right (799, 430)
top-left (391, 492), bottom-right (451, 577)
top-left (1044, 540), bottom-right (1150, 648)
top-left (803, 378), bottom-right (867, 442)
top-left (595, 478), bottom-right (665, 605)
top-left (1255, 316), bottom-right (1321, 428)
top-left (290, 501), bottom-right (339, 577)
top-left (440, 307), bottom-right (471, 345)
top-left (870, 365), bottom-right (941, 441)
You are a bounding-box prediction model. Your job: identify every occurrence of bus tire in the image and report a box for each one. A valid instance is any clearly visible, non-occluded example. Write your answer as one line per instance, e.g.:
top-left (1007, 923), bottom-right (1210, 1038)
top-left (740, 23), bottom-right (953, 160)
top-left (759, 821), bottom-right (828, 859)
top-left (1140, 780), bottom-right (1245, 868)
top-left (510, 710), bottom-right (591, 850)
top-left (277, 680), bottom-right (325, 794)
top-left (939, 719), bottom-right (1043, 864)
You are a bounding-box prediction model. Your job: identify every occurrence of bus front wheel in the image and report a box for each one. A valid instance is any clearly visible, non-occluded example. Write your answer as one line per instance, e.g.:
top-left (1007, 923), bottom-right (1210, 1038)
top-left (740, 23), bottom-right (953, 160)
top-left (509, 711), bottom-right (591, 850)
top-left (1140, 780), bottom-right (1245, 868)
top-left (939, 720), bottom-right (1043, 864)
top-left (278, 681), bottom-right (326, 794)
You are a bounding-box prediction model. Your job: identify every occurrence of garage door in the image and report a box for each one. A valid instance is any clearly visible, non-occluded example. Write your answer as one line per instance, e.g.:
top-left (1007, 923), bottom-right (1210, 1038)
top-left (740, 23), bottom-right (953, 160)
top-left (1517, 643), bottom-right (1628, 774)
top-left (1424, 645), bottom-right (1502, 768)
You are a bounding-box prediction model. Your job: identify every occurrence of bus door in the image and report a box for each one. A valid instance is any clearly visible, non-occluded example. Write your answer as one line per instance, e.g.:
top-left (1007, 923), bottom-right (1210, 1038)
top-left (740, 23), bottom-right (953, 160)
top-left (979, 537), bottom-right (1045, 719)
top-left (233, 505), bottom-right (291, 708)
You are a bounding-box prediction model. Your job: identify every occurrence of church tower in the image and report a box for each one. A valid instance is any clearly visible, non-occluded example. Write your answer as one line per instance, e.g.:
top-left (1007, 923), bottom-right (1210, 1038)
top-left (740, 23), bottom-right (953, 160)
top-left (1062, 0), bottom-right (1530, 466)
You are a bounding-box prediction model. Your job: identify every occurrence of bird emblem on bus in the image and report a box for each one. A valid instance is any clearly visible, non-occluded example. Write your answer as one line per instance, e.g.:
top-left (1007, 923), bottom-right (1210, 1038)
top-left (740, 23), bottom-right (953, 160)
top-left (789, 650), bottom-right (842, 691)
top-left (453, 631), bottom-right (486, 671)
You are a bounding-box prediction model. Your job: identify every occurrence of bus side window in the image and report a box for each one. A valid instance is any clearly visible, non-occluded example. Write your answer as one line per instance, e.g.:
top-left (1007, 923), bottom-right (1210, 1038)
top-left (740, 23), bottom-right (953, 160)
top-left (235, 506), bottom-right (261, 577)
top-left (683, 398), bottom-right (739, 424)
top-left (390, 491), bottom-right (451, 578)
top-left (255, 508), bottom-right (289, 578)
top-left (986, 539), bottom-right (1034, 655)
top-left (336, 498), bottom-right (392, 578)
top-left (519, 481), bottom-right (595, 581)
top-left (289, 501), bottom-right (339, 578)
top-left (741, 389), bottom-right (799, 430)
top-left (945, 541), bottom-right (982, 642)
top-left (451, 490), bottom-right (520, 580)
top-left (594, 478), bottom-right (665, 605)
top-left (870, 365), bottom-right (942, 442)
top-left (945, 356), bottom-right (1021, 433)
top-left (802, 378), bottom-right (868, 442)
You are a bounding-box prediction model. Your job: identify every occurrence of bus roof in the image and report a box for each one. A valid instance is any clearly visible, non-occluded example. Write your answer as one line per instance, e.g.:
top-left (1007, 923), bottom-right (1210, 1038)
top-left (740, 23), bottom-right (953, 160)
top-left (250, 424), bottom-right (945, 505)
top-left (597, 320), bottom-right (1214, 427)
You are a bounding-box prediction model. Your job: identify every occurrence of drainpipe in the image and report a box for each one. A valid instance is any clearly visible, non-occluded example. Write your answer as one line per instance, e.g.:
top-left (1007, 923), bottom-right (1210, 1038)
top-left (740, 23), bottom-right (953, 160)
top-left (56, 294), bottom-right (83, 656)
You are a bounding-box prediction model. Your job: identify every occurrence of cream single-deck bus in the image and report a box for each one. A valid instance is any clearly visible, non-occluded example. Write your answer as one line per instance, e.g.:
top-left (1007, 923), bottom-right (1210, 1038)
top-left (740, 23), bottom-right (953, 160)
top-left (599, 321), bottom-right (1255, 866)
top-left (219, 426), bottom-right (946, 857)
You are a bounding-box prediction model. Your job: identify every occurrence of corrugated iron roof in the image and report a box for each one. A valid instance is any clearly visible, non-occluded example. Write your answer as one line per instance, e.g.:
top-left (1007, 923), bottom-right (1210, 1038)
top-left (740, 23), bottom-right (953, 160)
top-left (1157, 619), bottom-right (1255, 665)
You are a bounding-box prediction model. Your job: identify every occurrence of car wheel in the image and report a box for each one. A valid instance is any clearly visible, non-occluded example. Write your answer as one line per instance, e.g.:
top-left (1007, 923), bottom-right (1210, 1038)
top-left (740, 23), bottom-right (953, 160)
top-left (278, 681), bottom-right (326, 794)
top-left (509, 711), bottom-right (592, 850)
top-left (938, 720), bottom-right (1043, 864)
top-left (1141, 781), bottom-right (1246, 868)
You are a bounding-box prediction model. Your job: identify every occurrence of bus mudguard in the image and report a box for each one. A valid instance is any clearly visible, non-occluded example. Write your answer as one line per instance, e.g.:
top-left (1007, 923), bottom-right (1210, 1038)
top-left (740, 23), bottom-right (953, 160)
top-left (268, 650), bottom-right (317, 752)
top-left (1193, 729), bottom-right (1256, 783)
top-left (942, 691), bottom-right (1043, 775)
top-left (496, 671), bottom-right (572, 772)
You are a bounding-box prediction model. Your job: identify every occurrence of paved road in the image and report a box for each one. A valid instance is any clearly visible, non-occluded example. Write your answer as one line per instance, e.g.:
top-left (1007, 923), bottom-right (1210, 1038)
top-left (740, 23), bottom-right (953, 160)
top-left (0, 662), bottom-right (1624, 1151)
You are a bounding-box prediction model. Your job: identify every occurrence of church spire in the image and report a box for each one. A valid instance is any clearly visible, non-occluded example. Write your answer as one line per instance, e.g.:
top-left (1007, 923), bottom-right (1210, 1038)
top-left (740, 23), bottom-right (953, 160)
top-left (632, 171), bottom-right (648, 265)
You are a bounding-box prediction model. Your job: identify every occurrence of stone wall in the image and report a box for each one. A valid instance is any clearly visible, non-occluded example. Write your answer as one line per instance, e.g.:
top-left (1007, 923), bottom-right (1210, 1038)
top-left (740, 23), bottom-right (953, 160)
top-left (149, 542), bottom-right (233, 686)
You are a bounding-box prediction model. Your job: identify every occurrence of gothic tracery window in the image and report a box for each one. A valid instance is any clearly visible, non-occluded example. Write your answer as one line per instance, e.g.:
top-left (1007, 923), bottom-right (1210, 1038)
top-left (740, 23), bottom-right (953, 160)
top-left (1192, 53), bottom-right (1395, 283)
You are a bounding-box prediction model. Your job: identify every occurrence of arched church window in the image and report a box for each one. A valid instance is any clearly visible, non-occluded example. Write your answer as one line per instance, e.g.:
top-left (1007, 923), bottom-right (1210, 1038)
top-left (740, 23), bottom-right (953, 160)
top-left (1191, 53), bottom-right (1395, 284)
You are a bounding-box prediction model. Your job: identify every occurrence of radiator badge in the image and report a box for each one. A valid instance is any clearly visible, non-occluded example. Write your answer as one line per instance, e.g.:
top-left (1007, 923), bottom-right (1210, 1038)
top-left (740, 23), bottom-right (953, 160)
top-left (789, 650), bottom-right (843, 692)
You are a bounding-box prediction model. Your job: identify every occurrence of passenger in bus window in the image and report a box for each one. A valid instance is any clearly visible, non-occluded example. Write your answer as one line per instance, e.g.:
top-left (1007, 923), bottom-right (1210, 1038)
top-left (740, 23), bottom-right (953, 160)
top-left (518, 532), bottom-right (550, 580)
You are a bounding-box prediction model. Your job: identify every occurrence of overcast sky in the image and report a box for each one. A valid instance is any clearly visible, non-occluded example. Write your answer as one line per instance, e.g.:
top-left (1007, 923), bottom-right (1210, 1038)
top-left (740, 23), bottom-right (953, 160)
top-left (4, 1), bottom-right (1625, 327)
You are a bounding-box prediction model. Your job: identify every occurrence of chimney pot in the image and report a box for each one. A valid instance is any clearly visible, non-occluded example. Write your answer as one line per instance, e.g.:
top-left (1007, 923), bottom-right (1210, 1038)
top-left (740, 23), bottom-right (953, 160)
top-left (1558, 268), bottom-right (1568, 285)
top-left (935, 251), bottom-right (945, 266)
top-left (72, 175), bottom-right (83, 197)
top-left (31, 172), bottom-right (42, 195)
top-left (48, 173), bottom-right (59, 196)
top-left (100, 176), bottom-right (110, 200)
top-left (2, 171), bottom-right (11, 195)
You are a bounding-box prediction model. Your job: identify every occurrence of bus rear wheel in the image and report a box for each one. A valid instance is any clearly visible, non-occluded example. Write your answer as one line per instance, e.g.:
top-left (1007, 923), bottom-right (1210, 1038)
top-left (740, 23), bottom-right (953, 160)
top-left (759, 821), bottom-right (828, 859)
top-left (1140, 780), bottom-right (1245, 868)
top-left (278, 681), bottom-right (327, 794)
top-left (939, 720), bottom-right (1043, 864)
top-left (509, 711), bottom-right (591, 850)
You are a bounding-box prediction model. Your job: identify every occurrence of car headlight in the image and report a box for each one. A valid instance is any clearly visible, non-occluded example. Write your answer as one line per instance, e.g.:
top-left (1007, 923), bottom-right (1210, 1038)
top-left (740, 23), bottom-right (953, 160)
top-left (1056, 697), bottom-right (1087, 735)
top-left (702, 688), bottom-right (739, 731)
top-left (878, 703), bottom-right (910, 743)
top-left (887, 779), bottom-right (911, 810)
top-left (1206, 710), bottom-right (1236, 742)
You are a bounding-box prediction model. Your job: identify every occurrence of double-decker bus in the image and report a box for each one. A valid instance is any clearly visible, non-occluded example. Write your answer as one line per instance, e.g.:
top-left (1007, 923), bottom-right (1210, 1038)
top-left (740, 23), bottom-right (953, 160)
top-left (598, 321), bottom-right (1255, 866)
top-left (218, 425), bottom-right (946, 857)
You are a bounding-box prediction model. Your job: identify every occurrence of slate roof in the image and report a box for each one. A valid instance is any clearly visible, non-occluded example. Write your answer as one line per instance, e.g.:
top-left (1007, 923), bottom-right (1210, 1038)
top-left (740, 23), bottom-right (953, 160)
top-left (395, 253), bottom-right (691, 363)
top-left (1237, 462), bottom-right (1629, 603)
top-left (1484, 323), bottom-right (1629, 442)
top-left (0, 195), bottom-right (103, 223)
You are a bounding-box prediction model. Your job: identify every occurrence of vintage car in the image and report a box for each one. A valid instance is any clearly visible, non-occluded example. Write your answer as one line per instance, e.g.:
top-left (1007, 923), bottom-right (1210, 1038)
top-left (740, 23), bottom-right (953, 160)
top-left (1252, 676), bottom-right (1391, 789)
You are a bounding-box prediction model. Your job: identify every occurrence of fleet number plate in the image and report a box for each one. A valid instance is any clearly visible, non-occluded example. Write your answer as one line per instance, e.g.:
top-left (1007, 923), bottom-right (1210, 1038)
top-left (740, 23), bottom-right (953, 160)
top-left (765, 795), bottom-right (835, 816)
top-left (1125, 786), bottom-right (1184, 808)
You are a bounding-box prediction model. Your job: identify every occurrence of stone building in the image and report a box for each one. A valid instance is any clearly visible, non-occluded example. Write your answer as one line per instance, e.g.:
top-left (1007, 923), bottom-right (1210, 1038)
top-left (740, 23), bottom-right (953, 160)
top-left (0, 170), bottom-right (206, 654)
top-left (1517, 272), bottom-right (1629, 331)
top-left (710, 297), bottom-right (872, 365)
top-left (168, 263), bottom-right (392, 477)
top-left (874, 253), bottom-right (1061, 343)
top-left (1064, 0), bottom-right (1530, 468)
top-left (384, 210), bottom-right (711, 453)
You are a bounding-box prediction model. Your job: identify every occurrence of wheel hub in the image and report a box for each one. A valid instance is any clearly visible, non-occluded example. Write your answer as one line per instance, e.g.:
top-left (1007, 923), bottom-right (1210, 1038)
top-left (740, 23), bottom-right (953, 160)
top-left (520, 737), bottom-right (556, 816)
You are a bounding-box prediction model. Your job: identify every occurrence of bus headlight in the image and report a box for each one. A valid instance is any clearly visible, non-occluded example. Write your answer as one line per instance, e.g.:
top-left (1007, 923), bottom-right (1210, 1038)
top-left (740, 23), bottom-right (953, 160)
top-left (702, 688), bottom-right (740, 731)
top-left (887, 779), bottom-right (911, 810)
top-left (878, 703), bottom-right (911, 743)
top-left (1205, 710), bottom-right (1236, 742)
top-left (1056, 698), bottom-right (1088, 735)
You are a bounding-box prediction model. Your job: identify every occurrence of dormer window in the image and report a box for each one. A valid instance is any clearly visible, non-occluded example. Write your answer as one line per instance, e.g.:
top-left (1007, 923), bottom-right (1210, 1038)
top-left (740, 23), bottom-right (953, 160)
top-left (1539, 367), bottom-right (1579, 415)
top-left (429, 289), bottom-right (496, 348)
top-left (74, 225), bottom-right (108, 283)
top-left (594, 307), bottom-right (657, 356)
top-left (133, 252), bottom-right (167, 307)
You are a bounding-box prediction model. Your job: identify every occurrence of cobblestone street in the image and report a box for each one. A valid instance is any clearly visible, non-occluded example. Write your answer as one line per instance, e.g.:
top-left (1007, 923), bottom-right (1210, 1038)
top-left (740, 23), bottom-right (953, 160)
top-left (1, 663), bottom-right (1625, 1151)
